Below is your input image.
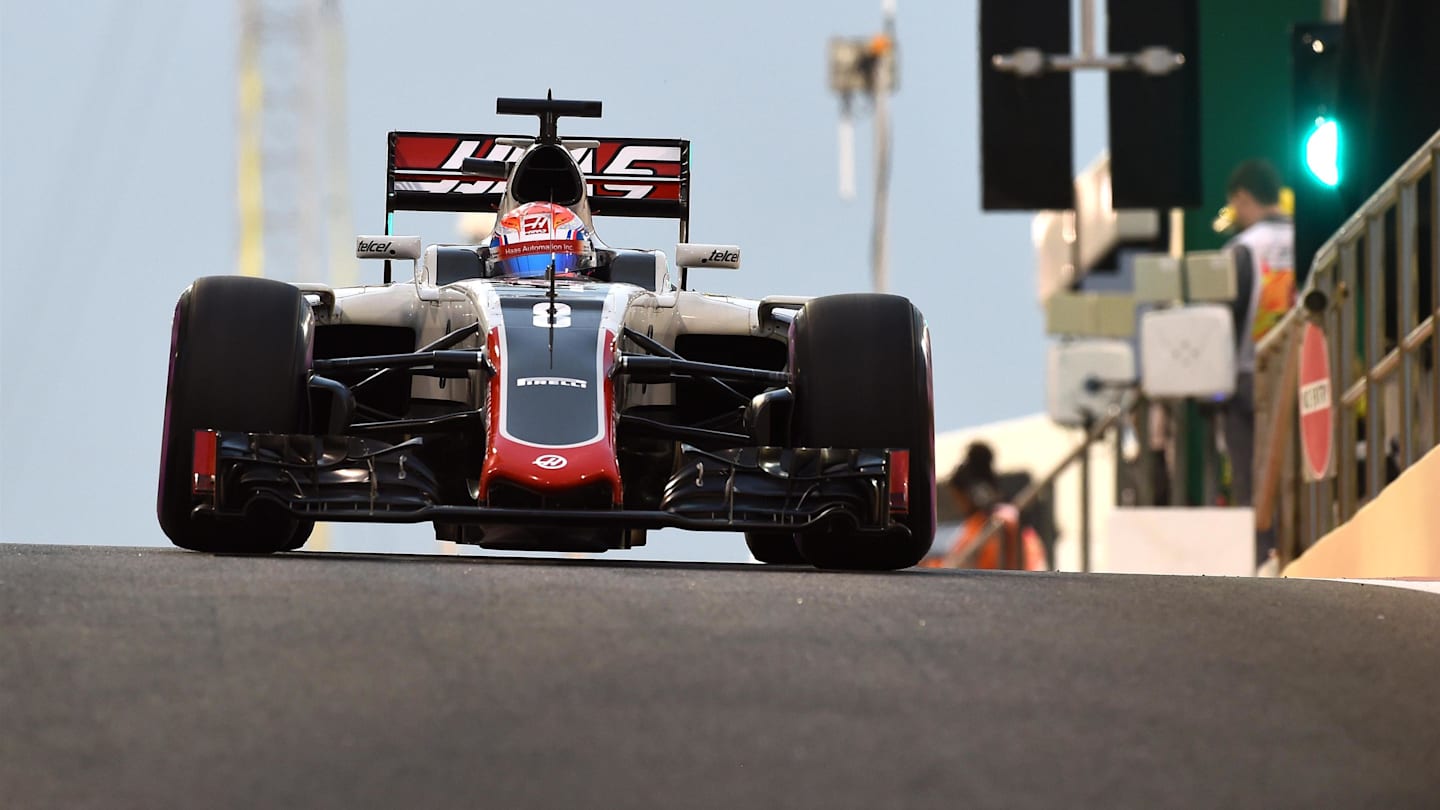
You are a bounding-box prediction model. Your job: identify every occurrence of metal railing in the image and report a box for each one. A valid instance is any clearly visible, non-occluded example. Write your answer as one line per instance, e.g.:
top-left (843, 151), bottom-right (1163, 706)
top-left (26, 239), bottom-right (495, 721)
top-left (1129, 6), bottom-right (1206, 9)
top-left (1254, 129), bottom-right (1440, 562)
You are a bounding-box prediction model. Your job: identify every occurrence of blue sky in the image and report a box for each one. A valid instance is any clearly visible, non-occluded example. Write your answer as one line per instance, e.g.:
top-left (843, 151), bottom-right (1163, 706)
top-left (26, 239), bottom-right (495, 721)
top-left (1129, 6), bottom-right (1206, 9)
top-left (0, 0), bottom-right (1108, 554)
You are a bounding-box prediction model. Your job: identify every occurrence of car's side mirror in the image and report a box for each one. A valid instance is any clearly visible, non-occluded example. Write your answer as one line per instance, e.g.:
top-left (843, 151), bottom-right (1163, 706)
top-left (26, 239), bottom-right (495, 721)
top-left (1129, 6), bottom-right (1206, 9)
top-left (355, 235), bottom-right (422, 261)
top-left (355, 235), bottom-right (422, 287)
top-left (675, 243), bottom-right (741, 270)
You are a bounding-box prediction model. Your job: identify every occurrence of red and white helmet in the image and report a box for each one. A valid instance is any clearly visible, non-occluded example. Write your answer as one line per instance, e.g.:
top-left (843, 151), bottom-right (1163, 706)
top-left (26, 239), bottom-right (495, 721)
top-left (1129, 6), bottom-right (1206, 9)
top-left (488, 202), bottom-right (594, 278)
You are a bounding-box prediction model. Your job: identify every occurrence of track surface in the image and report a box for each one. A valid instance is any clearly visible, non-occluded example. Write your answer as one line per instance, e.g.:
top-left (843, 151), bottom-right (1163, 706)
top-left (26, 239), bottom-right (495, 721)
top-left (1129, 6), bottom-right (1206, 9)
top-left (3, 543), bottom-right (1438, 809)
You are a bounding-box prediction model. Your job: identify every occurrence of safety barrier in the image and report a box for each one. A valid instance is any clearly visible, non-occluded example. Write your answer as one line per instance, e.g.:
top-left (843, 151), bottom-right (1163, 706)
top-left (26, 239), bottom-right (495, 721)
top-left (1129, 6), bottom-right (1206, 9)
top-left (1254, 129), bottom-right (1440, 563)
top-left (1282, 444), bottom-right (1440, 578)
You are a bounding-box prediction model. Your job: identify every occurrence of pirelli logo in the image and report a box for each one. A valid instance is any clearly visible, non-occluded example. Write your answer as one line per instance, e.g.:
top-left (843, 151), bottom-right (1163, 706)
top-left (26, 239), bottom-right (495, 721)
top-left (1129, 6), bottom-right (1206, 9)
top-left (516, 376), bottom-right (588, 389)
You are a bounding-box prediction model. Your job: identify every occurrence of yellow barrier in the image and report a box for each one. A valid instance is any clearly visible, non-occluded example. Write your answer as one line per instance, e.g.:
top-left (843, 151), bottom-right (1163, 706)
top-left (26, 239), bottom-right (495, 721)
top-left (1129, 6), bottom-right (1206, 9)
top-left (1283, 444), bottom-right (1440, 578)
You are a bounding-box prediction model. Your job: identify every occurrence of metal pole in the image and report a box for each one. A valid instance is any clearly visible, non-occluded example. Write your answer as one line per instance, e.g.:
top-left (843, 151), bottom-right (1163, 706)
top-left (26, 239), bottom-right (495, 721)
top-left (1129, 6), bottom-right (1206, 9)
top-left (237, 0), bottom-right (264, 278)
top-left (1135, 395), bottom-right (1154, 506)
top-left (322, 0), bottom-right (355, 288)
top-left (1079, 0), bottom-right (1097, 60)
top-left (1338, 242), bottom-right (1358, 521)
top-left (1365, 215), bottom-right (1385, 499)
top-left (870, 0), bottom-right (896, 293)
top-left (296, 0), bottom-right (321, 283)
top-left (1432, 145), bottom-right (1440, 453)
top-left (1325, 292), bottom-right (1343, 532)
top-left (1201, 405), bottom-right (1217, 505)
top-left (1169, 208), bottom-right (1185, 258)
top-left (838, 95), bottom-right (856, 201)
top-left (1398, 183), bottom-right (1417, 468)
top-left (1081, 413), bottom-right (1093, 572)
top-left (1174, 246), bottom-right (1193, 505)
top-left (872, 84), bottom-right (890, 293)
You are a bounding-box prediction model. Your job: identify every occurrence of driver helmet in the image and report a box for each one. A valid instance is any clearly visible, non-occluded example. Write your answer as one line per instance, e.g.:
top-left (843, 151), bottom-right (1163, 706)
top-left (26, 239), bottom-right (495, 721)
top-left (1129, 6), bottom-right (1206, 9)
top-left (488, 202), bottom-right (594, 278)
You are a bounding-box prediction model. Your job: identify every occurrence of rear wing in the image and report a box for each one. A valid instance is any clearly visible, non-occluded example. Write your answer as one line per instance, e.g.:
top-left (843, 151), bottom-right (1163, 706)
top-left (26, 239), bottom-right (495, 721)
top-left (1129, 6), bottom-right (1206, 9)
top-left (386, 131), bottom-right (690, 237)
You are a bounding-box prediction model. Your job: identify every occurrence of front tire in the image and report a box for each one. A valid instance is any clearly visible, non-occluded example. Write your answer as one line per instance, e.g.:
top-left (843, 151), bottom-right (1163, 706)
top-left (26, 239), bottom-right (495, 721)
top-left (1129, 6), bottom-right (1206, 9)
top-left (790, 294), bottom-right (935, 570)
top-left (157, 276), bottom-right (315, 553)
top-left (744, 531), bottom-right (807, 565)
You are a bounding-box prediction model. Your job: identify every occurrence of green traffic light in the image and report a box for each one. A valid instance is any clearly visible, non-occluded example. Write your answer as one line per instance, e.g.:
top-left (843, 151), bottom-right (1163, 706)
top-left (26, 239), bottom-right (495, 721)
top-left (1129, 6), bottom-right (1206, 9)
top-left (1303, 118), bottom-right (1341, 188)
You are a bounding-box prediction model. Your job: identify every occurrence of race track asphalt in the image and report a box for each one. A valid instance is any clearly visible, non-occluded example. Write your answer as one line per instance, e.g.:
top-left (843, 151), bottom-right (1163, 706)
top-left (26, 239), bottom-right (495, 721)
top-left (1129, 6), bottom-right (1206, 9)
top-left (3, 542), bottom-right (1438, 809)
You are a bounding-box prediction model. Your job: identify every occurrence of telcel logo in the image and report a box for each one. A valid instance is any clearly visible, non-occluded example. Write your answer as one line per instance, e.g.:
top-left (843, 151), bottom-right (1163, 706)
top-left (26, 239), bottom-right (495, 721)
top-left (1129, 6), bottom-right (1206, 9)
top-left (703, 249), bottom-right (739, 264)
top-left (357, 240), bottom-right (394, 255)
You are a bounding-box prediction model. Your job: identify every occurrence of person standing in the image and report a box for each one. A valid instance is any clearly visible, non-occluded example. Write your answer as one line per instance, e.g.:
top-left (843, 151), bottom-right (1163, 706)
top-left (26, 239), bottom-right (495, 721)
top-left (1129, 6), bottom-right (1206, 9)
top-left (930, 442), bottom-right (1045, 571)
top-left (1222, 159), bottom-right (1295, 562)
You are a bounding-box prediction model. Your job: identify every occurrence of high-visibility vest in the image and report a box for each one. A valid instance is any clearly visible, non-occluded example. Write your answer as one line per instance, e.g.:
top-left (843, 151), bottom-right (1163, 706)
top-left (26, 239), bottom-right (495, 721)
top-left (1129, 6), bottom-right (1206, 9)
top-left (1226, 216), bottom-right (1296, 373)
top-left (934, 505), bottom-right (1047, 571)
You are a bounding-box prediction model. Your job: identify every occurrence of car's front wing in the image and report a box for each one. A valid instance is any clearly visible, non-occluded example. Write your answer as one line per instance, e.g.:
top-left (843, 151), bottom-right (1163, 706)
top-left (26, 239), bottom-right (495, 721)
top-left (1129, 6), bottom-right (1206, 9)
top-left (190, 431), bottom-right (913, 537)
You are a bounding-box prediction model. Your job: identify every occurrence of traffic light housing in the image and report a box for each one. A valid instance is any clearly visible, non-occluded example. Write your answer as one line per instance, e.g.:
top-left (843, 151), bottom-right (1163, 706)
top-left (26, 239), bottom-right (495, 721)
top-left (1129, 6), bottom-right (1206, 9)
top-left (1106, 0), bottom-right (1201, 208)
top-left (978, 0), bottom-right (1074, 210)
top-left (1291, 22), bottom-right (1346, 282)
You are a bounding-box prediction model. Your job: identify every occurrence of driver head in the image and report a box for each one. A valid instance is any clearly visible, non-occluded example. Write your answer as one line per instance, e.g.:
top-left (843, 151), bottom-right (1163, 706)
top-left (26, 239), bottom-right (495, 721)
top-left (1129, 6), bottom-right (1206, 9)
top-left (489, 202), bottom-right (594, 278)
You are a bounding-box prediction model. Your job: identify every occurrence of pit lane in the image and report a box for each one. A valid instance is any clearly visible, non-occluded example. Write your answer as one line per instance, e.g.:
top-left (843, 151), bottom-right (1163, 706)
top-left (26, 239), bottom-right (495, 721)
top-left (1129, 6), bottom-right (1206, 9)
top-left (3, 543), bottom-right (1437, 808)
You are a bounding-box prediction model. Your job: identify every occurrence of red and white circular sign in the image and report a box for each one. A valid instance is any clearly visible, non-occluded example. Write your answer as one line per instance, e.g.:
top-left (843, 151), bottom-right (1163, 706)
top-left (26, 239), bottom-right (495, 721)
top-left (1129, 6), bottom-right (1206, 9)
top-left (1297, 322), bottom-right (1334, 481)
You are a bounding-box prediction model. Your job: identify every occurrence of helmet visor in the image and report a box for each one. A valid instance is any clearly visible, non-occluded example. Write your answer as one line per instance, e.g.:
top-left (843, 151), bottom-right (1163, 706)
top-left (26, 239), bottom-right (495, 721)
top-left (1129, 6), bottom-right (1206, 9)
top-left (496, 239), bottom-right (583, 278)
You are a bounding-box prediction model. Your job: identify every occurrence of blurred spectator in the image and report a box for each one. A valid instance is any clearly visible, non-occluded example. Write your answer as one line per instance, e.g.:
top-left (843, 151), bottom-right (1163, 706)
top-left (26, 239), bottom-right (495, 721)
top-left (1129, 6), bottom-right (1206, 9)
top-left (1222, 160), bottom-right (1295, 511)
top-left (1222, 159), bottom-right (1295, 567)
top-left (929, 442), bottom-right (1045, 570)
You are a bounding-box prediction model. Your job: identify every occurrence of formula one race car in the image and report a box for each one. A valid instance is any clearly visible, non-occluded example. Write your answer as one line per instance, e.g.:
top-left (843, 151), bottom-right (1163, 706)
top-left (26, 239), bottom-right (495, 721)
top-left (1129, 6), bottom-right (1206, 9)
top-left (157, 96), bottom-right (934, 570)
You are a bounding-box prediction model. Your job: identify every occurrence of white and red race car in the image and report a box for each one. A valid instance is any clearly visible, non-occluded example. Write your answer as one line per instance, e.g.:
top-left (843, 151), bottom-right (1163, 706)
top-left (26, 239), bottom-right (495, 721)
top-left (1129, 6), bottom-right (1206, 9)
top-left (158, 96), bottom-right (935, 570)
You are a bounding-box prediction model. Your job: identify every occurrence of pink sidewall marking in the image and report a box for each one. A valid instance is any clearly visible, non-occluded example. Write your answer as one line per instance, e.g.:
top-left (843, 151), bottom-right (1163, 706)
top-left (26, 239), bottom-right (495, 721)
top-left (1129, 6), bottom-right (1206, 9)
top-left (921, 322), bottom-right (937, 530)
top-left (156, 293), bottom-right (186, 520)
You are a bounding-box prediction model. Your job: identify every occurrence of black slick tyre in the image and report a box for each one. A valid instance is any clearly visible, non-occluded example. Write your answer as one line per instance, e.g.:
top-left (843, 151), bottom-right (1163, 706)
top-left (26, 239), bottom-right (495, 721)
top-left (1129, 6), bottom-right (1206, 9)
top-left (790, 294), bottom-right (935, 570)
top-left (744, 531), bottom-right (808, 565)
top-left (157, 276), bottom-right (315, 553)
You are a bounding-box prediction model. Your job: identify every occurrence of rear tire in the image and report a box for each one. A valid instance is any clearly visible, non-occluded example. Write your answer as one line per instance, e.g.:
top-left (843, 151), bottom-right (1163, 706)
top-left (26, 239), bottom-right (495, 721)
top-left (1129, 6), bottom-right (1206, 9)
top-left (790, 294), bottom-right (935, 570)
top-left (157, 276), bottom-right (315, 553)
top-left (744, 531), bottom-right (807, 565)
